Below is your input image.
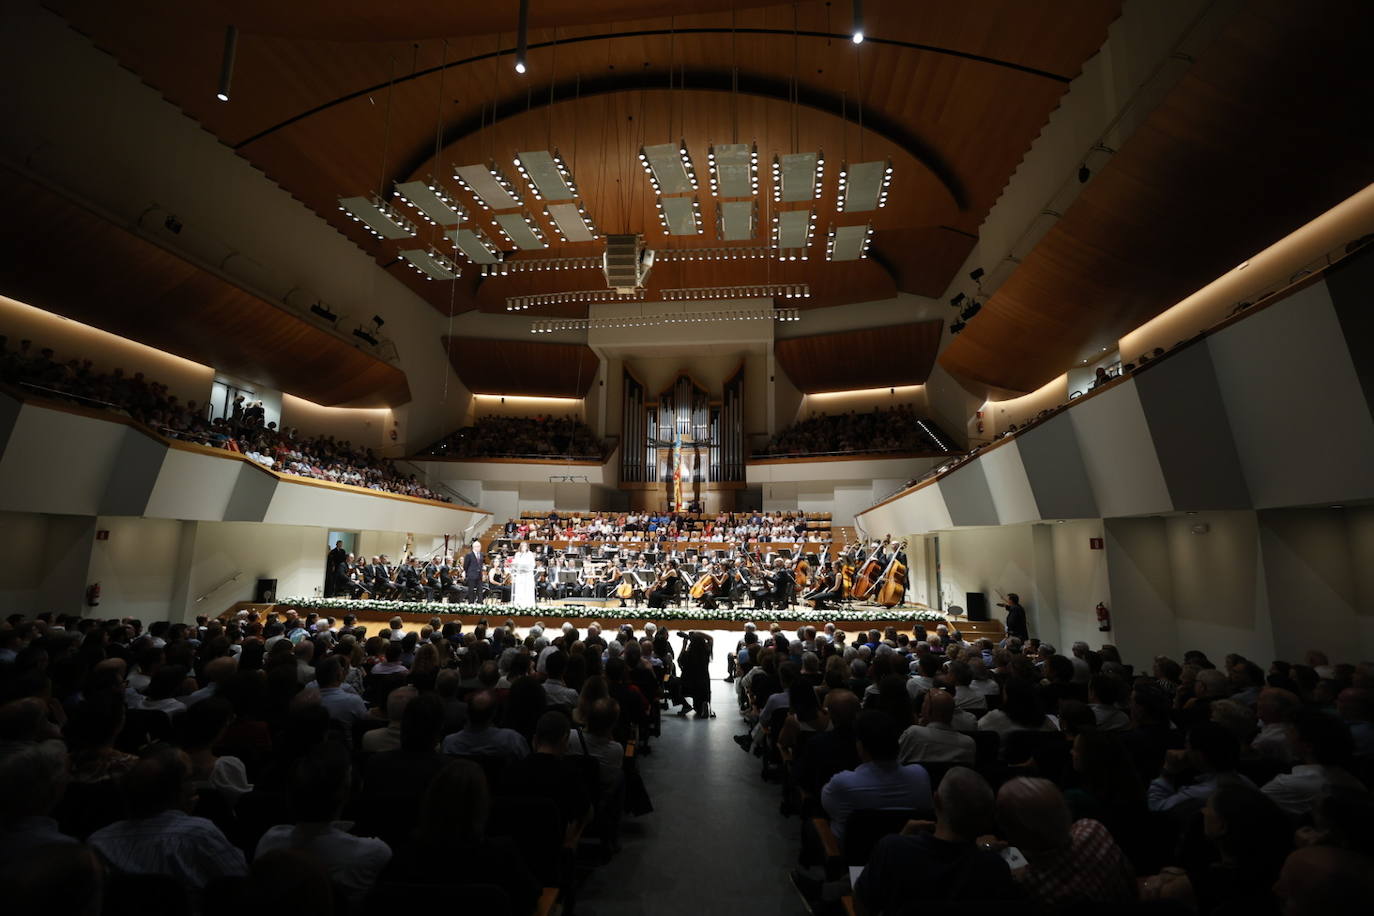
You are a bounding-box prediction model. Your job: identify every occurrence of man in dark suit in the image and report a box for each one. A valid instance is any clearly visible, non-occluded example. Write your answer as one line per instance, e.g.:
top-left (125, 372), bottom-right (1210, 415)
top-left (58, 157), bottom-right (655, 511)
top-left (462, 542), bottom-right (485, 602)
top-left (325, 540), bottom-right (348, 596)
top-left (755, 559), bottom-right (793, 610)
top-left (371, 556), bottom-right (400, 598)
top-left (997, 592), bottom-right (1029, 641)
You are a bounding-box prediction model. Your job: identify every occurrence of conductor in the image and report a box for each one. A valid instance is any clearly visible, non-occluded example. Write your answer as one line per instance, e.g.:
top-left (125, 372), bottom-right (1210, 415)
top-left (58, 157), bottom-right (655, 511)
top-left (996, 592), bottom-right (1029, 641)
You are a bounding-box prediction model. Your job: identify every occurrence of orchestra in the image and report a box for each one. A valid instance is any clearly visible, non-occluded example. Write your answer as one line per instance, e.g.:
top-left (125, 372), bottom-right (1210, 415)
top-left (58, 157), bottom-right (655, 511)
top-left (324, 526), bottom-right (907, 611)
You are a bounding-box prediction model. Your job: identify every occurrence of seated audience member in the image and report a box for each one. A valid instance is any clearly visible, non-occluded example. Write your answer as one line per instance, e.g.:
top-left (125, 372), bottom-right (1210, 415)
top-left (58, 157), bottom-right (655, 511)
top-left (88, 747), bottom-right (248, 887)
top-left (796, 689), bottom-right (862, 801)
top-left (1088, 673), bottom-right (1130, 731)
top-left (384, 758), bottom-right (539, 912)
top-left (1261, 706), bottom-right (1364, 816)
top-left (255, 741), bottom-right (391, 902)
top-left (362, 685), bottom-right (416, 754)
top-left (1337, 687), bottom-right (1374, 758)
top-left (580, 697), bottom-right (626, 790)
top-left (363, 693), bottom-right (446, 793)
top-left (509, 711), bottom-right (594, 845)
top-left (135, 665), bottom-right (189, 718)
top-left (978, 677), bottom-right (1057, 746)
top-left (0, 740), bottom-right (75, 865)
top-left (1065, 730), bottom-right (1146, 840)
top-left (64, 691), bottom-right (139, 785)
top-left (1252, 686), bottom-right (1300, 764)
top-left (542, 650), bottom-right (579, 709)
top-left (177, 697), bottom-right (252, 805)
top-left (244, 850), bottom-right (337, 916)
top-left (855, 767), bottom-right (1018, 912)
top-left (1147, 722), bottom-right (1249, 816)
top-left (1, 841), bottom-right (103, 916)
top-left (314, 656), bottom-right (370, 741)
top-left (994, 776), bottom-right (1134, 906)
top-left (441, 689), bottom-right (530, 763)
top-left (1142, 780), bottom-right (1292, 915)
top-left (949, 661), bottom-right (988, 714)
top-left (1122, 682), bottom-right (1185, 779)
top-left (899, 689), bottom-right (976, 765)
top-left (820, 710), bottom-right (933, 845)
top-left (1273, 846), bottom-right (1374, 916)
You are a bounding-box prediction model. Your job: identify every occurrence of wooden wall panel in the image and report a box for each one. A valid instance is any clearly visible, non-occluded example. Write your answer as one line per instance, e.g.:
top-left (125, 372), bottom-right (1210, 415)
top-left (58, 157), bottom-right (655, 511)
top-left (443, 336), bottom-right (599, 398)
top-left (940, 0), bottom-right (1374, 394)
top-left (774, 320), bottom-right (943, 393)
top-left (0, 168), bottom-right (410, 407)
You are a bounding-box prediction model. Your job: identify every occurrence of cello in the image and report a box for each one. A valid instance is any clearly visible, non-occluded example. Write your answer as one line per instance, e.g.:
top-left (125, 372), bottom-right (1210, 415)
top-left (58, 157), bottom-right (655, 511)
top-left (874, 543), bottom-right (908, 608)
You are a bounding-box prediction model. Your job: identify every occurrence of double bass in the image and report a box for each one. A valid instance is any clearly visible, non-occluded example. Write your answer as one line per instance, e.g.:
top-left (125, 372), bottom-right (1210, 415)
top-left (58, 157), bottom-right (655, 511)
top-left (874, 542), bottom-right (908, 608)
top-left (850, 544), bottom-right (886, 600)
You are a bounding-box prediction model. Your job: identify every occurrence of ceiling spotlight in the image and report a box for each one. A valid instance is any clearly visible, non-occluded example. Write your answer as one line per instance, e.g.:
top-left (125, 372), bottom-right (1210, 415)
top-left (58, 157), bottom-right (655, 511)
top-left (310, 303), bottom-right (337, 323)
top-left (216, 25), bottom-right (237, 102)
top-left (371, 315), bottom-right (385, 329)
top-left (353, 328), bottom-right (379, 347)
top-left (949, 320), bottom-right (965, 335)
top-left (851, 0), bottom-right (865, 43)
top-left (1078, 164), bottom-right (1091, 184)
top-left (514, 0), bottom-right (529, 74)
top-left (969, 267), bottom-right (985, 282)
top-left (949, 292), bottom-right (965, 308)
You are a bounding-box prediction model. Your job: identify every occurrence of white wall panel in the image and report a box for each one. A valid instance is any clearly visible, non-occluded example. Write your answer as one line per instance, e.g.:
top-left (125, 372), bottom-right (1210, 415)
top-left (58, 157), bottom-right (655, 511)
top-left (980, 442), bottom-right (1042, 526)
top-left (145, 448), bottom-right (242, 521)
top-left (1070, 382), bottom-right (1173, 518)
top-left (0, 406), bottom-right (126, 515)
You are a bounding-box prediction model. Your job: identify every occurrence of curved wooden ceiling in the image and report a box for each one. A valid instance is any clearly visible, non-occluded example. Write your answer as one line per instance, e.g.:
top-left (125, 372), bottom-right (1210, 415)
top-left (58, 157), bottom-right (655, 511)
top-left (0, 166), bottom-right (411, 408)
top-left (443, 336), bottom-right (599, 398)
top-left (775, 320), bottom-right (944, 394)
top-left (51, 0), bottom-right (1121, 318)
top-left (940, 0), bottom-right (1374, 394)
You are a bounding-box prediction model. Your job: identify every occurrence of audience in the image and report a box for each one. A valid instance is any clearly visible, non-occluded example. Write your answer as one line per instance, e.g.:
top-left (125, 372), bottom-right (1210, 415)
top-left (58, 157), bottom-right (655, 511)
top-left (3, 605), bottom-right (1373, 916)
top-left (0, 337), bottom-right (447, 501)
top-left (421, 413), bottom-right (601, 459)
top-left (758, 404), bottom-right (950, 457)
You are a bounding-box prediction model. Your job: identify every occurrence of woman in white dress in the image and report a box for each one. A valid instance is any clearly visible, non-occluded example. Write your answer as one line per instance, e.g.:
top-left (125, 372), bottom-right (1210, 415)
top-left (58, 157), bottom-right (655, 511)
top-left (512, 541), bottom-right (537, 606)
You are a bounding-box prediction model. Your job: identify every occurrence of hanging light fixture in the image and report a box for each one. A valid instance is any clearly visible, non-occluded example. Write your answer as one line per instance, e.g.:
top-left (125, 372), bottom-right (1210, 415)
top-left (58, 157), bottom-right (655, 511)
top-left (216, 25), bottom-right (237, 101)
top-left (515, 0), bottom-right (530, 74)
top-left (851, 0), bottom-right (865, 44)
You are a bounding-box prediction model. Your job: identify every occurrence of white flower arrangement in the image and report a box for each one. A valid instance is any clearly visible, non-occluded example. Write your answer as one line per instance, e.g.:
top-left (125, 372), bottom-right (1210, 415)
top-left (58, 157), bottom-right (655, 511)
top-left (278, 596), bottom-right (947, 625)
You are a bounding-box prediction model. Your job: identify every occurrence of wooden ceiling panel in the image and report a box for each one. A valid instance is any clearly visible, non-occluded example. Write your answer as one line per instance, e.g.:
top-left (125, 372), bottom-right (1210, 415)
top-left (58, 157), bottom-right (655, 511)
top-left (0, 167), bottom-right (410, 407)
top-left (940, 0), bottom-right (1374, 393)
top-left (443, 336), bottom-right (600, 398)
top-left (775, 320), bottom-right (944, 394)
top-left (50, 0), bottom-right (1121, 319)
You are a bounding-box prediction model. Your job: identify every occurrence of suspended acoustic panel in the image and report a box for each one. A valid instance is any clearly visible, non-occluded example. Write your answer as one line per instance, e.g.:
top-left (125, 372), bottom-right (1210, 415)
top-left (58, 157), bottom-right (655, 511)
top-left (443, 336), bottom-right (599, 398)
top-left (774, 320), bottom-right (943, 393)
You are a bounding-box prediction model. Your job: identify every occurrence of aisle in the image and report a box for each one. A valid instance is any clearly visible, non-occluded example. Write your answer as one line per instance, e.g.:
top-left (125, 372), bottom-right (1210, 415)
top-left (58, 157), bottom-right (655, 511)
top-left (576, 648), bottom-right (808, 916)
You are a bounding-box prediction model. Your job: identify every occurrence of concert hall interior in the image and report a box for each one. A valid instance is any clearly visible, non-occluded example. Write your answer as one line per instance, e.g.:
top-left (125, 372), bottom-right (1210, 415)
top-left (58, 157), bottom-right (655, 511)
top-left (2, 1), bottom-right (1374, 914)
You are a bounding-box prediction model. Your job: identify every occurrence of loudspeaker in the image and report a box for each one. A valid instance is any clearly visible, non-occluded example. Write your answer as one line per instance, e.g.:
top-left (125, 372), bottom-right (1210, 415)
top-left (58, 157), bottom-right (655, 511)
top-left (254, 578), bottom-right (278, 603)
top-left (966, 592), bottom-right (988, 622)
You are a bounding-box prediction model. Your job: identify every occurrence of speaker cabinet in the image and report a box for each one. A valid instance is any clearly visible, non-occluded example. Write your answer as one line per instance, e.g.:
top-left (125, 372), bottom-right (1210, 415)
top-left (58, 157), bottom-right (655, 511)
top-left (254, 578), bottom-right (278, 603)
top-left (966, 592), bottom-right (988, 621)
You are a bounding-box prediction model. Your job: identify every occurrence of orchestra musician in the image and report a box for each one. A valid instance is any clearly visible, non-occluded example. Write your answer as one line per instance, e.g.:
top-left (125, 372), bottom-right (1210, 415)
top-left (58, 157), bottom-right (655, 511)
top-left (691, 561), bottom-right (728, 610)
top-left (487, 555), bottom-right (511, 603)
top-left (804, 560), bottom-right (845, 611)
top-left (337, 554), bottom-right (367, 599)
top-left (597, 562), bottom-right (622, 600)
top-left (436, 557), bottom-right (464, 602)
top-left (646, 560), bottom-right (682, 609)
top-left (753, 558), bottom-right (793, 610)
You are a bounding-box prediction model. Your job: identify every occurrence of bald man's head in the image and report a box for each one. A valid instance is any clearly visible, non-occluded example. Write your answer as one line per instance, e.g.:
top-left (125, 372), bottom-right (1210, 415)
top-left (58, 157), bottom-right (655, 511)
top-left (924, 689), bottom-right (956, 725)
top-left (823, 689), bottom-right (860, 729)
top-left (1276, 847), bottom-right (1374, 916)
top-left (204, 656), bottom-right (238, 684)
top-left (996, 777), bottom-right (1072, 859)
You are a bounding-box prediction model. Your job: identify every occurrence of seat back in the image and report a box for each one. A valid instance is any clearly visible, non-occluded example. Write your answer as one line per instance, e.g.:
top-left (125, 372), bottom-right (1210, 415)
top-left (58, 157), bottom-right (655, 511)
top-left (103, 873), bottom-right (191, 916)
top-left (488, 796), bottom-right (562, 887)
top-left (843, 807), bottom-right (932, 865)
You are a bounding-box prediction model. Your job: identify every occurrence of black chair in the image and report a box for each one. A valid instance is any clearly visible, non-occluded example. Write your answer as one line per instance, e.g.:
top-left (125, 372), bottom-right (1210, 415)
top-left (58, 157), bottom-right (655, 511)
top-left (842, 807), bottom-right (934, 865)
top-left (230, 789), bottom-right (290, 856)
top-left (488, 796), bottom-right (563, 888)
top-left (966, 730), bottom-right (1001, 770)
top-left (915, 760), bottom-right (957, 791)
top-left (367, 881), bottom-right (512, 916)
top-left (104, 873), bottom-right (191, 916)
top-left (1002, 730), bottom-right (1071, 782)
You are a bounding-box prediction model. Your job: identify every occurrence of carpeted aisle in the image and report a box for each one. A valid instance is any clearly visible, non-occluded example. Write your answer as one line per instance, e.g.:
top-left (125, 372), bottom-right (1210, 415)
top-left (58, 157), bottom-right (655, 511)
top-left (575, 641), bottom-right (809, 916)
